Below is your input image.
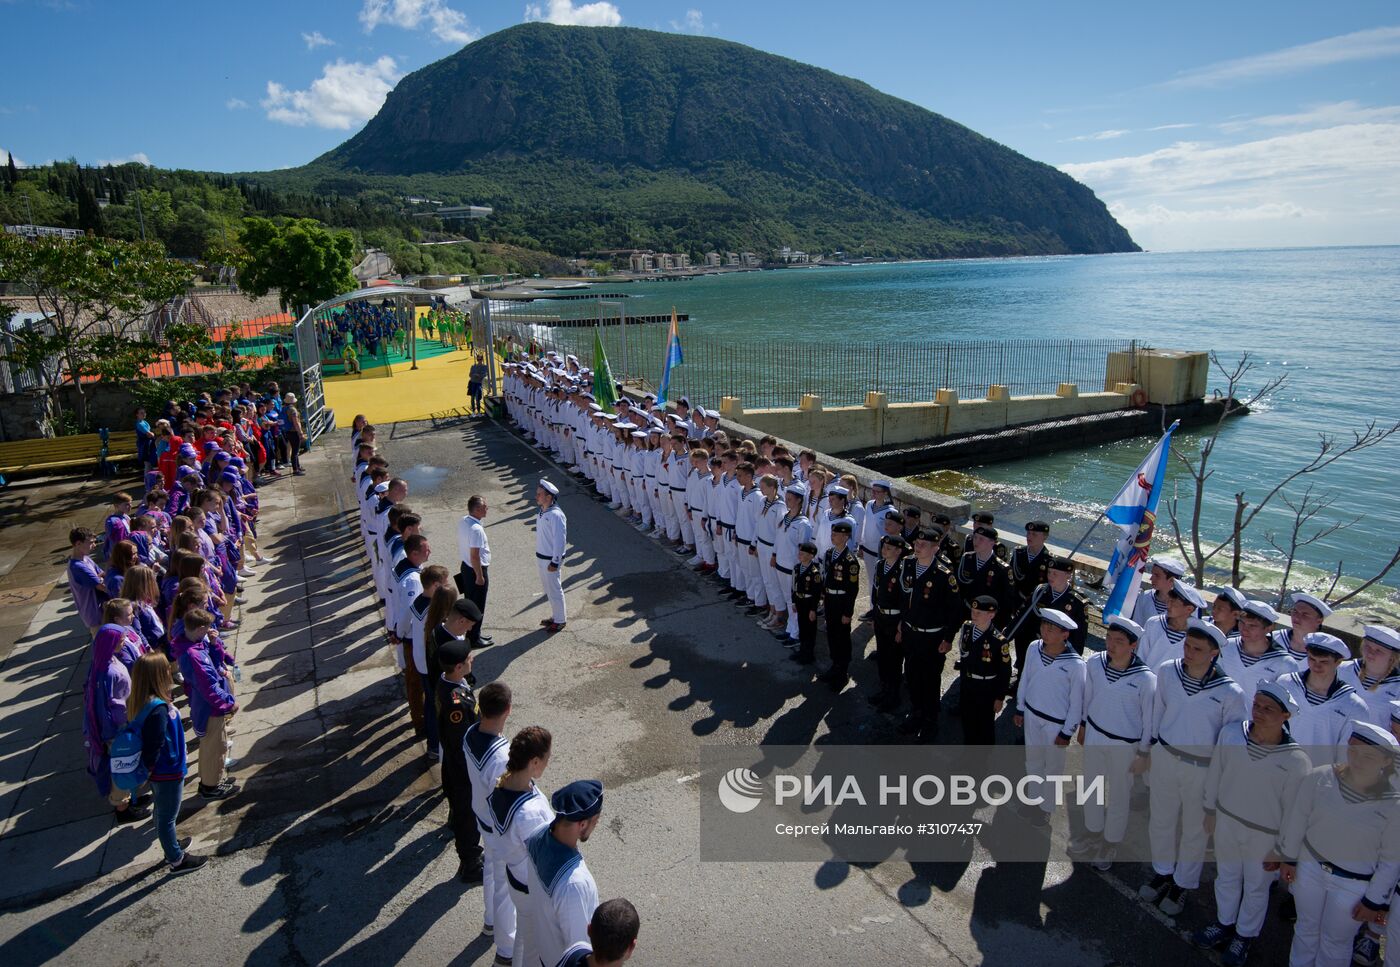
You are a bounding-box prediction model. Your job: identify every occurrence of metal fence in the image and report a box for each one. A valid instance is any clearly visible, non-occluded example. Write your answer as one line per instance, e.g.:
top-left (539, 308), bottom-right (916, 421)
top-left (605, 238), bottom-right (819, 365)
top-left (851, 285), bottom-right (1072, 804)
top-left (486, 296), bottom-right (1138, 410)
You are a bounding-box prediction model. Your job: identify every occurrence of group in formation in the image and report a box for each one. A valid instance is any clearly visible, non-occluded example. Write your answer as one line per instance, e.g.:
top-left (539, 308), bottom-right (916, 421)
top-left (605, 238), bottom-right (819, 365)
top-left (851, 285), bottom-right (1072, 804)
top-left (351, 415), bottom-right (637, 967)
top-left (500, 350), bottom-right (1400, 967)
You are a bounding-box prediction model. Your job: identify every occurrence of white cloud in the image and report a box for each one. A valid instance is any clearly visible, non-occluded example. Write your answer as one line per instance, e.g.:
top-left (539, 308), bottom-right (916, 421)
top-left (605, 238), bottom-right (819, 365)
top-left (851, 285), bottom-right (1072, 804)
top-left (1062, 129), bottom-right (1130, 143)
top-left (1146, 123), bottom-right (1195, 132)
top-left (360, 0), bottom-right (477, 44)
top-left (1217, 100), bottom-right (1400, 133)
top-left (1061, 121), bottom-right (1400, 249)
top-left (97, 152), bottom-right (152, 166)
top-left (524, 0), bottom-right (622, 27)
top-left (671, 9), bottom-right (708, 34)
top-left (1, 147), bottom-right (24, 167)
top-left (1158, 25), bottom-right (1400, 89)
top-left (302, 30), bottom-right (335, 49)
top-left (262, 57), bottom-right (403, 129)
top-left (226, 97), bottom-right (249, 110)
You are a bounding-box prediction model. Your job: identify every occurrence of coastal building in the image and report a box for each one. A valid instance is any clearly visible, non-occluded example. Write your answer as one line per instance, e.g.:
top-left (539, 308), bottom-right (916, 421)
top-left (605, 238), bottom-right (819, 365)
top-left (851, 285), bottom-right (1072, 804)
top-left (435, 204), bottom-right (493, 223)
top-left (704, 251), bottom-right (722, 267)
top-left (629, 252), bottom-right (656, 273)
top-left (726, 252), bottom-right (740, 266)
top-left (740, 252), bottom-right (760, 267)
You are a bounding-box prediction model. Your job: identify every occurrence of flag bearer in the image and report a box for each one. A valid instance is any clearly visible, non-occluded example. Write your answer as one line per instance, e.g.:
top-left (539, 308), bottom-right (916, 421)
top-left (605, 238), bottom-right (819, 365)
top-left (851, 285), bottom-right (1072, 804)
top-left (1014, 608), bottom-right (1084, 819)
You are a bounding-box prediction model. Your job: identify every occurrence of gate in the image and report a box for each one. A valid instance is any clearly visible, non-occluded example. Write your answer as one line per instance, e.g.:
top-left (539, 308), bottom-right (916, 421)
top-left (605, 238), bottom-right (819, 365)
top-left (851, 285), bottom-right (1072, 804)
top-left (292, 304), bottom-right (330, 442)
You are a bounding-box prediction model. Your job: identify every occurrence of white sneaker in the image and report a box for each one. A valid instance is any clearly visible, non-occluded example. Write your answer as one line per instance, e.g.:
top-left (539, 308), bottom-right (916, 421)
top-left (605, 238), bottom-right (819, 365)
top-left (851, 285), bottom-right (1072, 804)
top-left (238, 568), bottom-right (256, 578)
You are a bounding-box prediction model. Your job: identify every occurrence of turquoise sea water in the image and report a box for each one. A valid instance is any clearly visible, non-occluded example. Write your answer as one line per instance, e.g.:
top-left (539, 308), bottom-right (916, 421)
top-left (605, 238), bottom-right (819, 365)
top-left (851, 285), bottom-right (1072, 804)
top-left (615, 248), bottom-right (1400, 609)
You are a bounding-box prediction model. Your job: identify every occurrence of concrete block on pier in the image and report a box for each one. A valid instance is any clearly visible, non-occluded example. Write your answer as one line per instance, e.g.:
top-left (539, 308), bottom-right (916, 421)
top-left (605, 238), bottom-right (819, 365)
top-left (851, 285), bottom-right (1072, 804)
top-left (720, 397), bottom-right (744, 419)
top-left (1056, 383), bottom-right (1079, 398)
top-left (864, 392), bottom-right (887, 409)
top-left (798, 394), bottom-right (823, 412)
top-left (986, 385), bottom-right (1011, 401)
top-left (935, 389), bottom-right (959, 406)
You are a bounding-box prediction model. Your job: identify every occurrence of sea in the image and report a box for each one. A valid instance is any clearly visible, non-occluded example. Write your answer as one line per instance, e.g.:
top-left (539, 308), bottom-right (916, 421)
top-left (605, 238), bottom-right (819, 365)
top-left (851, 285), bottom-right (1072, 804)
top-left (613, 247), bottom-right (1400, 620)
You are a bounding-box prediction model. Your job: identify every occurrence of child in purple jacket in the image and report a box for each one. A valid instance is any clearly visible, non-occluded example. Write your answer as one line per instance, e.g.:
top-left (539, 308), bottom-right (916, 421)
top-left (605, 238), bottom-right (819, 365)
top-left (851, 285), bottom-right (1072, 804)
top-left (173, 609), bottom-right (239, 801)
top-left (67, 527), bottom-right (109, 636)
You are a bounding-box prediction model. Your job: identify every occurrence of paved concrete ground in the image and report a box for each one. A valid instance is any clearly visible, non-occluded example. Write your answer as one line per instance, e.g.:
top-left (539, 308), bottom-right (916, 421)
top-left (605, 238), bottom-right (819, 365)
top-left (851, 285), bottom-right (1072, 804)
top-left (0, 417), bottom-right (1296, 965)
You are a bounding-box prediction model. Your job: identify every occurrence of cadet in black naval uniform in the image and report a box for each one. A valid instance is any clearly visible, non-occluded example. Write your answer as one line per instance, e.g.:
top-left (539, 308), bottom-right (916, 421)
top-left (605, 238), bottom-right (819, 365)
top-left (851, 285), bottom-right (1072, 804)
top-left (956, 524), bottom-right (1016, 629)
top-left (820, 520), bottom-right (861, 691)
top-left (898, 528), bottom-right (965, 743)
top-left (961, 511), bottom-right (1010, 561)
top-left (868, 535), bottom-right (910, 712)
top-left (1032, 557), bottom-right (1089, 654)
top-left (437, 600), bottom-right (483, 882)
top-left (955, 595), bottom-right (1013, 745)
top-left (901, 507), bottom-right (923, 545)
top-left (931, 514), bottom-right (960, 567)
top-left (1010, 521), bottom-right (1053, 661)
top-left (789, 541), bottom-right (823, 667)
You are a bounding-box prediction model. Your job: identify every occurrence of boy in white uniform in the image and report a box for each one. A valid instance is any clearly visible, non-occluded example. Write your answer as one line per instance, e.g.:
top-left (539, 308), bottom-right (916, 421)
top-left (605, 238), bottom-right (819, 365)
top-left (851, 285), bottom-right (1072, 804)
top-left (1014, 608), bottom-right (1085, 826)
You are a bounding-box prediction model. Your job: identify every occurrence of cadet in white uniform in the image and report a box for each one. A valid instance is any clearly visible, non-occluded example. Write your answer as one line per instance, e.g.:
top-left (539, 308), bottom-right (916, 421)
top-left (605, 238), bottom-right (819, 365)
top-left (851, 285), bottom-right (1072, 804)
top-left (466, 684), bottom-right (513, 964)
top-left (1130, 556), bottom-right (1187, 630)
top-left (1217, 599), bottom-right (1297, 700)
top-left (1337, 624), bottom-right (1400, 728)
top-left (1014, 608), bottom-right (1085, 824)
top-left (1141, 619), bottom-right (1246, 917)
top-left (1278, 722), bottom-right (1400, 967)
top-left (489, 726), bottom-right (554, 967)
top-left (1137, 578), bottom-right (1202, 668)
top-left (775, 484), bottom-right (814, 644)
top-left (522, 779), bottom-right (603, 967)
top-left (1275, 591), bottom-right (1332, 667)
top-left (1275, 632), bottom-right (1368, 764)
top-left (535, 480), bottom-right (568, 632)
top-left (860, 480), bottom-right (896, 602)
top-left (1194, 681), bottom-right (1311, 966)
top-left (1078, 615), bottom-right (1155, 871)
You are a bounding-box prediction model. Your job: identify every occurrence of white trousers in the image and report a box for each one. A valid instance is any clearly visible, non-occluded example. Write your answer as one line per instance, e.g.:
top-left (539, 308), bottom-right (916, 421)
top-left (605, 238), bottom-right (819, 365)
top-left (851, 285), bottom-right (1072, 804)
top-left (1081, 737), bottom-right (1136, 844)
top-left (1023, 714), bottom-right (1069, 814)
top-left (1211, 813), bottom-right (1276, 938)
top-left (762, 554), bottom-right (783, 611)
top-left (509, 880), bottom-right (535, 967)
top-left (1289, 859), bottom-right (1367, 967)
top-left (1148, 746), bottom-right (1210, 887)
top-left (745, 547), bottom-right (768, 606)
top-left (715, 527), bottom-right (731, 578)
top-left (482, 829), bottom-right (514, 958)
top-left (862, 549), bottom-right (880, 592)
top-left (695, 519), bottom-right (715, 564)
top-left (679, 508), bottom-right (695, 546)
top-left (537, 559), bottom-right (566, 623)
top-left (735, 544), bottom-right (758, 601)
top-left (664, 491), bottom-right (681, 541)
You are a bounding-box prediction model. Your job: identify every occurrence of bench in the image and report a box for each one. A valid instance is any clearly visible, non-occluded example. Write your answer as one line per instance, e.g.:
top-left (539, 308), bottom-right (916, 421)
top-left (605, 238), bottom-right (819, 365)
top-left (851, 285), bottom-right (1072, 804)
top-left (0, 429), bottom-right (140, 483)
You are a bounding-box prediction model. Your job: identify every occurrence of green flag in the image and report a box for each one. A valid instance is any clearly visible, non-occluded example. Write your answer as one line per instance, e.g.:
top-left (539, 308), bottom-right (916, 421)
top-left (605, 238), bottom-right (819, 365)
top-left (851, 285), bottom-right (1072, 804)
top-left (593, 329), bottom-right (618, 410)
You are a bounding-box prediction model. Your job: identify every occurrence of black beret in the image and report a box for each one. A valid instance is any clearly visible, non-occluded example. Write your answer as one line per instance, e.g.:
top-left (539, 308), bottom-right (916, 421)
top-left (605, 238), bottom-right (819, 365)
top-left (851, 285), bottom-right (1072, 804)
top-left (912, 528), bottom-right (941, 544)
top-left (831, 520), bottom-right (853, 534)
top-left (453, 599), bottom-right (483, 622)
top-left (1025, 520), bottom-right (1050, 534)
top-left (1048, 555), bottom-right (1075, 571)
top-left (438, 637), bottom-right (471, 666)
top-left (798, 541), bottom-right (818, 554)
top-left (972, 595), bottom-right (999, 611)
top-left (932, 513), bottom-right (952, 526)
top-left (973, 525), bottom-right (998, 540)
top-left (971, 511), bottom-right (995, 525)
top-left (880, 535), bottom-right (910, 550)
top-left (903, 507), bottom-right (923, 519)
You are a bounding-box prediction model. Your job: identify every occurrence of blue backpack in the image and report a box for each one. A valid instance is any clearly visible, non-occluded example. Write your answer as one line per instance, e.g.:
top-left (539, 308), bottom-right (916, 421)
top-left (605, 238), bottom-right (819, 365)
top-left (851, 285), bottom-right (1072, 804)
top-left (109, 698), bottom-right (166, 791)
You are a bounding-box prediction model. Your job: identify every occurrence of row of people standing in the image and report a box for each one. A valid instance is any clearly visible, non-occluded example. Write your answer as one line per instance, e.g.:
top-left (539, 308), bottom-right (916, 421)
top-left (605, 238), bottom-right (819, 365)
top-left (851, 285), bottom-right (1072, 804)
top-left (348, 415), bottom-right (637, 967)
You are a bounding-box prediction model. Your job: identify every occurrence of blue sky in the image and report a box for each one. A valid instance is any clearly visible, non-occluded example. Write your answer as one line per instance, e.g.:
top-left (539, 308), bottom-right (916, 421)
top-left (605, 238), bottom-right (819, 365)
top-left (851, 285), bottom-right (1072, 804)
top-left (4, 0), bottom-right (1398, 251)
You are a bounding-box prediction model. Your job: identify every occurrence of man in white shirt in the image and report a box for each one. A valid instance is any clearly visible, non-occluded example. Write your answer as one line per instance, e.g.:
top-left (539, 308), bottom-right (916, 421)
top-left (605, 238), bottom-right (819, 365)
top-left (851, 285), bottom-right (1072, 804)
top-left (457, 494), bottom-right (494, 648)
top-left (536, 479), bottom-right (569, 632)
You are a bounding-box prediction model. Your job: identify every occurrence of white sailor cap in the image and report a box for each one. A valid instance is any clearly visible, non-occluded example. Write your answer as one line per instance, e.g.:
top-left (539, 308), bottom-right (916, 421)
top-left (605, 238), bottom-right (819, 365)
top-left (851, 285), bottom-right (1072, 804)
top-left (588, 403), bottom-right (603, 411)
top-left (827, 485), bottom-right (850, 498)
top-left (1241, 599), bottom-right (1279, 623)
top-left (784, 483), bottom-right (809, 498)
top-left (1170, 579), bottom-right (1206, 610)
top-left (648, 426), bottom-right (663, 436)
top-left (615, 396), bottom-right (632, 406)
top-left (1038, 608), bottom-right (1078, 632)
top-left (630, 430), bottom-right (648, 439)
top-left (566, 354), bottom-right (578, 363)
top-left (373, 482), bottom-right (389, 494)
top-left (537, 478), bottom-right (559, 496)
top-left (1214, 586), bottom-right (1248, 610)
top-left (664, 412), bottom-right (680, 422)
top-left (1303, 631), bottom-right (1350, 659)
top-left (693, 406), bottom-right (707, 419)
top-left (675, 421), bottom-right (694, 433)
top-left (678, 396), bottom-right (691, 407)
top-left (1290, 591), bottom-right (1333, 618)
top-left (703, 409), bottom-right (720, 420)
top-left (1148, 556), bottom-right (1187, 578)
top-left (1390, 699), bottom-right (1400, 726)
top-left (1187, 617), bottom-right (1226, 649)
top-left (1254, 680), bottom-right (1300, 715)
top-left (871, 479), bottom-right (893, 491)
top-left (1363, 625), bottom-right (1400, 652)
top-left (1347, 720), bottom-right (1400, 754)
top-left (642, 392), bottom-right (656, 401)
top-left (1105, 614), bottom-right (1144, 642)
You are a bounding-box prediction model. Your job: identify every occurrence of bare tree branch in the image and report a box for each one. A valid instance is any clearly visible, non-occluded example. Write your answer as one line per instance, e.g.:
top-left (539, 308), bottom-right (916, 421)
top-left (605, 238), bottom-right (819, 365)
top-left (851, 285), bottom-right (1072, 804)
top-left (1264, 485), bottom-right (1362, 603)
top-left (1328, 544), bottom-right (1400, 608)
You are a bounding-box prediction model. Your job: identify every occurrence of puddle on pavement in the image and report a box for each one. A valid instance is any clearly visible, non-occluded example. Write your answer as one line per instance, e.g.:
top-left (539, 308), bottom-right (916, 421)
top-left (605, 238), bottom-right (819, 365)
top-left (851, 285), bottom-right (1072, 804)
top-left (400, 464), bottom-right (450, 496)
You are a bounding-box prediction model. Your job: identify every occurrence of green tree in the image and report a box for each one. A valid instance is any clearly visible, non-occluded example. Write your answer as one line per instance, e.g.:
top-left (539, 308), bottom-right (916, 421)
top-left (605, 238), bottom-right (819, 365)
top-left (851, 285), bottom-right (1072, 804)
top-left (0, 232), bottom-right (194, 432)
top-left (237, 216), bottom-right (357, 313)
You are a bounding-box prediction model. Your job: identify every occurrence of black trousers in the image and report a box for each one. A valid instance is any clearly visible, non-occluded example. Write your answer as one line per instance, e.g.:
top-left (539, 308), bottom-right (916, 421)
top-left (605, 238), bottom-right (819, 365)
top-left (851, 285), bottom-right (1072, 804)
top-left (903, 627), bottom-right (947, 726)
top-left (456, 563), bottom-right (489, 645)
top-left (796, 600), bottom-right (819, 659)
top-left (443, 771), bottom-right (482, 864)
top-left (873, 615), bottom-right (904, 691)
top-left (826, 607), bottom-right (854, 677)
top-left (959, 678), bottom-right (1001, 745)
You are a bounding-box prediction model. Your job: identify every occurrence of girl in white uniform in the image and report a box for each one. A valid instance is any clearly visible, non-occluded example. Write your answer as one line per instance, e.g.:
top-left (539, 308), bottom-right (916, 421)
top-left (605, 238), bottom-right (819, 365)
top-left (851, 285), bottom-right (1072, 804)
top-left (1274, 632), bottom-right (1369, 765)
top-left (1337, 625), bottom-right (1400, 728)
top-left (488, 726), bottom-right (555, 967)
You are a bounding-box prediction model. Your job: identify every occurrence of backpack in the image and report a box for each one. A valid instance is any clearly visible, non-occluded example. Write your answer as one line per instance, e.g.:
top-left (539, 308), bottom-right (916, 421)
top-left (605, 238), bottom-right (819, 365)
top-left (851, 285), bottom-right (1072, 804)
top-left (109, 698), bottom-right (166, 791)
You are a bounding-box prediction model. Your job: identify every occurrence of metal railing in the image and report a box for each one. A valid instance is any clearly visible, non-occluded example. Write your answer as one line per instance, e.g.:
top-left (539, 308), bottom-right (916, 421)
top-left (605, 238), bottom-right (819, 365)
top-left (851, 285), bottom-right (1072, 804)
top-left (486, 296), bottom-right (1138, 411)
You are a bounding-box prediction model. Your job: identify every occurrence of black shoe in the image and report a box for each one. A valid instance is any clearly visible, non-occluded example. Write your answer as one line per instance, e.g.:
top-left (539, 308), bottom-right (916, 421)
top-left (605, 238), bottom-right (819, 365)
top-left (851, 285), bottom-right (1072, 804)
top-left (897, 715), bottom-right (922, 735)
top-left (1277, 892), bottom-right (1296, 923)
top-left (168, 852), bottom-right (209, 876)
top-left (789, 652), bottom-right (815, 665)
top-left (476, 635), bottom-right (495, 647)
top-left (178, 836), bottom-right (192, 852)
top-left (1138, 872), bottom-right (1172, 901)
top-left (199, 780), bottom-right (239, 801)
top-left (859, 608), bottom-right (876, 621)
top-left (457, 859), bottom-right (484, 883)
top-left (134, 790), bottom-right (155, 807)
top-left (115, 803), bottom-right (152, 823)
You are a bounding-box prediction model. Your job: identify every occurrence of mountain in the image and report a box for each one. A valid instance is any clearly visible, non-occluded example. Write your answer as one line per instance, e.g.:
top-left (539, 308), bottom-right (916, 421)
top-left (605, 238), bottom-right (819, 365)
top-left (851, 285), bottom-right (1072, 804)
top-left (304, 23), bottom-right (1137, 259)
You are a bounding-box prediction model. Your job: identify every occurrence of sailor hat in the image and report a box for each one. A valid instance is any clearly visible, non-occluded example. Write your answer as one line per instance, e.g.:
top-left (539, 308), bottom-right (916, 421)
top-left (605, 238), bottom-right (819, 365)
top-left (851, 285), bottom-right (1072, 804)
top-left (1255, 680), bottom-right (1300, 715)
top-left (1170, 580), bottom-right (1206, 610)
top-left (1038, 608), bottom-right (1078, 631)
top-left (1214, 586), bottom-right (1248, 610)
top-left (1105, 614), bottom-right (1143, 642)
top-left (1303, 631), bottom-right (1350, 659)
top-left (1241, 599), bottom-right (1279, 623)
top-left (1290, 592), bottom-right (1333, 618)
top-left (1148, 556), bottom-right (1187, 578)
top-left (538, 479), bottom-right (559, 496)
top-left (1363, 625), bottom-right (1400, 652)
top-left (1187, 617), bottom-right (1226, 650)
top-left (552, 779), bottom-right (605, 822)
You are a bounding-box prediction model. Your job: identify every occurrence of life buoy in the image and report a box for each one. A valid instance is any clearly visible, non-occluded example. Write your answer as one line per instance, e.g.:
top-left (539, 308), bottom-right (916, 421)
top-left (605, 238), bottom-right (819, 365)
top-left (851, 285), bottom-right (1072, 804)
top-left (1130, 389), bottom-right (1148, 408)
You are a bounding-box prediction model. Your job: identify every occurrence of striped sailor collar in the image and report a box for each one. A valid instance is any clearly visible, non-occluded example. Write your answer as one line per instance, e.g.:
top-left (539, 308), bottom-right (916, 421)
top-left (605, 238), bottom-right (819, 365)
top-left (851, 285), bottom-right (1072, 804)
top-left (1175, 658), bottom-right (1233, 689)
top-left (1040, 643), bottom-right (1083, 664)
top-left (527, 826), bottom-right (583, 899)
top-left (1244, 719), bottom-right (1298, 751)
top-left (1098, 651), bottom-right (1148, 673)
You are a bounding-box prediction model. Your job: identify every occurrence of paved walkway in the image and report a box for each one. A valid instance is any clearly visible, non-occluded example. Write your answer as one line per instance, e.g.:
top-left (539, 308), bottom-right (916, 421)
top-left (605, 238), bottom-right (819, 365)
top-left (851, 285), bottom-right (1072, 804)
top-left (0, 419), bottom-right (1276, 965)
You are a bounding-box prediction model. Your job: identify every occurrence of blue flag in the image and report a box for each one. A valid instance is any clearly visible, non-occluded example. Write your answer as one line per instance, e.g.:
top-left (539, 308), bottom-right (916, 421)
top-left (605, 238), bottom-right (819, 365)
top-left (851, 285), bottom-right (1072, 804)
top-left (658, 308), bottom-right (684, 403)
top-left (1102, 421), bottom-right (1179, 618)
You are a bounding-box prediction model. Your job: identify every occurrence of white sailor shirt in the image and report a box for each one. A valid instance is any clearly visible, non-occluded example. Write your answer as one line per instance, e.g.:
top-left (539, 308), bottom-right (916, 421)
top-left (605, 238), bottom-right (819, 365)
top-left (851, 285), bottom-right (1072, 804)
top-left (1278, 765), bottom-right (1400, 912)
top-left (860, 501), bottom-right (894, 557)
top-left (1274, 670), bottom-right (1369, 762)
top-left (408, 591), bottom-right (433, 675)
top-left (1217, 637), bottom-right (1298, 704)
top-left (1130, 589), bottom-right (1169, 632)
top-left (755, 497), bottom-right (782, 557)
top-left (391, 559), bottom-right (423, 640)
top-left (774, 513), bottom-right (813, 571)
top-left (464, 723), bottom-right (510, 832)
top-left (1203, 721), bottom-right (1311, 839)
top-left (814, 510), bottom-right (855, 558)
top-left (536, 505), bottom-right (567, 568)
top-left (1082, 652), bottom-right (1156, 752)
top-left (1017, 641), bottom-right (1087, 740)
top-left (1152, 659), bottom-right (1247, 763)
top-left (1271, 627), bottom-right (1311, 668)
top-left (1137, 614), bottom-right (1188, 670)
top-left (524, 828), bottom-right (599, 967)
top-left (1338, 659), bottom-right (1400, 729)
top-left (490, 783), bottom-right (555, 889)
